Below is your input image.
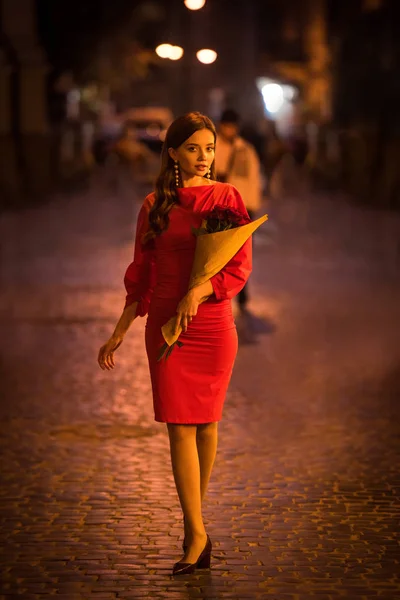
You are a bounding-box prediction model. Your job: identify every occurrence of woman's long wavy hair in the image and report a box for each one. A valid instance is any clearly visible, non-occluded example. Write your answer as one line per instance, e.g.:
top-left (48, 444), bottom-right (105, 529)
top-left (142, 112), bottom-right (217, 245)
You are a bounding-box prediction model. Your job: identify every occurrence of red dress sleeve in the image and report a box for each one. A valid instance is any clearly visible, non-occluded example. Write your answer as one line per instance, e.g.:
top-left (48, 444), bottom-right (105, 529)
top-left (124, 195), bottom-right (156, 316)
top-left (210, 185), bottom-right (253, 300)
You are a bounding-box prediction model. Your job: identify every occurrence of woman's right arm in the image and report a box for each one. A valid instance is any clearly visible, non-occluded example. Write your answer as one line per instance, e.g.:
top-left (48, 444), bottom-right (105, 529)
top-left (98, 194), bottom-right (156, 370)
top-left (98, 301), bottom-right (138, 370)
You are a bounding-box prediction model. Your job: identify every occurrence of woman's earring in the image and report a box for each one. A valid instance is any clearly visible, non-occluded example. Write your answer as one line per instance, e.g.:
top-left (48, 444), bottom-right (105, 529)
top-left (174, 161), bottom-right (180, 187)
top-left (207, 168), bottom-right (211, 179)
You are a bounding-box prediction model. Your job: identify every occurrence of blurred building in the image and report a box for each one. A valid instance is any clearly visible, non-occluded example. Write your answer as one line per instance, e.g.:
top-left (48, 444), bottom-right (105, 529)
top-left (148, 0), bottom-right (332, 143)
top-left (255, 0), bottom-right (400, 208)
top-left (0, 0), bottom-right (51, 206)
top-left (1, 0), bottom-right (398, 208)
top-left (327, 0), bottom-right (400, 207)
top-left (257, 0), bottom-right (331, 123)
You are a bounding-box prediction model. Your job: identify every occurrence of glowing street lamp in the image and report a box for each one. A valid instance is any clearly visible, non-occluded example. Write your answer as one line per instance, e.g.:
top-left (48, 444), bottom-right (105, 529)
top-left (261, 83), bottom-right (285, 114)
top-left (156, 44), bottom-right (173, 59)
top-left (156, 44), bottom-right (184, 60)
top-left (196, 49), bottom-right (217, 64)
top-left (184, 0), bottom-right (206, 10)
top-left (169, 46), bottom-right (184, 61)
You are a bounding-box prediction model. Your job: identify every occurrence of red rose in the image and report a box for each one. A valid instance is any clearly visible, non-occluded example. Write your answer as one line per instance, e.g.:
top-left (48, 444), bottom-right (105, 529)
top-left (201, 205), bottom-right (250, 230)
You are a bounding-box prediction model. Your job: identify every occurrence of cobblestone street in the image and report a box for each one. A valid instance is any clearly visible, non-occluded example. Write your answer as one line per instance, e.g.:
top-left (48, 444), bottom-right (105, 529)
top-left (0, 181), bottom-right (399, 599)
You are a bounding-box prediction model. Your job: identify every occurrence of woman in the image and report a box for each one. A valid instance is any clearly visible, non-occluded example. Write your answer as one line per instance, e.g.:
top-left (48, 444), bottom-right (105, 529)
top-left (98, 112), bottom-right (252, 575)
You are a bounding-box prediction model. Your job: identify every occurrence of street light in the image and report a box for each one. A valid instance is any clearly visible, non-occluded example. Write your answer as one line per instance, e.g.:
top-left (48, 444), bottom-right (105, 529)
top-left (196, 49), bottom-right (217, 64)
top-left (184, 0), bottom-right (206, 10)
top-left (156, 44), bottom-right (184, 60)
top-left (261, 83), bottom-right (284, 114)
top-left (169, 46), bottom-right (184, 60)
top-left (156, 44), bottom-right (173, 59)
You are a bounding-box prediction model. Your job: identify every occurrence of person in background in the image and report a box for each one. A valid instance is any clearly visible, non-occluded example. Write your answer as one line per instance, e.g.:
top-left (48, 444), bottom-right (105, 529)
top-left (215, 109), bottom-right (262, 313)
top-left (261, 118), bottom-right (287, 184)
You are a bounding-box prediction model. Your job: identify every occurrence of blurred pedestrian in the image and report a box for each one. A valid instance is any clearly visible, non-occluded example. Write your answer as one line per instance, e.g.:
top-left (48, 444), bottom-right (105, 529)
top-left (261, 118), bottom-right (287, 183)
top-left (288, 123), bottom-right (309, 167)
top-left (215, 109), bottom-right (262, 312)
top-left (98, 112), bottom-right (255, 576)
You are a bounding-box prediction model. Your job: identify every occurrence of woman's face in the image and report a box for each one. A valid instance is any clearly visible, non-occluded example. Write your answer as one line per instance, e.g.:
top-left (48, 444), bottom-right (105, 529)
top-left (169, 128), bottom-right (215, 179)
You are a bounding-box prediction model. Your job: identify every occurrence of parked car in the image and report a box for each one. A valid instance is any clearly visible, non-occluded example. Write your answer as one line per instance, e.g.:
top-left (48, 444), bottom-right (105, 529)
top-left (120, 106), bottom-right (173, 154)
top-left (93, 106), bottom-right (173, 164)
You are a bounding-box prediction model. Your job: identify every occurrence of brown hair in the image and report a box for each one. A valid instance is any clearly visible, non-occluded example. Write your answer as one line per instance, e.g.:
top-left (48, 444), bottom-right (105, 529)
top-left (142, 111), bottom-right (217, 244)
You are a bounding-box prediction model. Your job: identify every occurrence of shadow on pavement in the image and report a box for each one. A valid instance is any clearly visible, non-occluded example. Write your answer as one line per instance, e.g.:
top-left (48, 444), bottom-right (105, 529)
top-left (236, 308), bottom-right (277, 345)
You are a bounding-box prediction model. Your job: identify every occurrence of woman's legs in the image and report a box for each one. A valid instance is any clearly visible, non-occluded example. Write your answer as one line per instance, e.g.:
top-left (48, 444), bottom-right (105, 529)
top-left (177, 422), bottom-right (218, 548)
top-left (196, 422), bottom-right (218, 501)
top-left (167, 424), bottom-right (207, 562)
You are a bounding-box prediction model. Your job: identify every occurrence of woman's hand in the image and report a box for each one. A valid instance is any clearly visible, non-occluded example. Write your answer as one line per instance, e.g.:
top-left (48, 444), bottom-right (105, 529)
top-left (98, 335), bottom-right (123, 370)
top-left (174, 290), bottom-right (200, 334)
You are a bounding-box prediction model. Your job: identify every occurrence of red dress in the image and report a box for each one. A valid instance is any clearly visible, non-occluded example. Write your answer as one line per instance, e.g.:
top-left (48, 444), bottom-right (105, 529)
top-left (124, 182), bottom-right (252, 423)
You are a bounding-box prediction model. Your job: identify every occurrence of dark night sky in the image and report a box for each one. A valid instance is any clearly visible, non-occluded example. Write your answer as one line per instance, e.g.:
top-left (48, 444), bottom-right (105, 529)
top-left (37, 0), bottom-right (144, 73)
top-left (36, 0), bottom-right (283, 76)
top-left (37, 0), bottom-right (398, 77)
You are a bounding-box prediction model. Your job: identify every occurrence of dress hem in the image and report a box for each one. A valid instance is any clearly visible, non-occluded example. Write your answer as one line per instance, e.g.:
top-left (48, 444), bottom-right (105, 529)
top-left (154, 417), bottom-right (222, 424)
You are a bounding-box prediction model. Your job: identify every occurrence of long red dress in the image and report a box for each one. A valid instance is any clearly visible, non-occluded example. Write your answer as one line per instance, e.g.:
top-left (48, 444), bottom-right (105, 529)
top-left (124, 182), bottom-right (252, 423)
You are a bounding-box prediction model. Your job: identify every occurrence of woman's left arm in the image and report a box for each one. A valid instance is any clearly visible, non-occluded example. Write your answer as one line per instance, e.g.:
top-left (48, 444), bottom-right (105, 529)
top-left (209, 240), bottom-right (252, 300)
top-left (174, 186), bottom-right (252, 334)
top-left (209, 186), bottom-right (252, 300)
top-left (174, 280), bottom-right (214, 334)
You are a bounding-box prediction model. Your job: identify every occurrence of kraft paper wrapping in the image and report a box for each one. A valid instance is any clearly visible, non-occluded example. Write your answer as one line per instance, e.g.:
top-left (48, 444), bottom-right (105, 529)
top-left (161, 214), bottom-right (268, 347)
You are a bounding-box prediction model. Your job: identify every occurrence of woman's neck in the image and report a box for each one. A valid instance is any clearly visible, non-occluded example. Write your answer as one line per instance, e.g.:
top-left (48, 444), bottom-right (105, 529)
top-left (180, 175), bottom-right (212, 188)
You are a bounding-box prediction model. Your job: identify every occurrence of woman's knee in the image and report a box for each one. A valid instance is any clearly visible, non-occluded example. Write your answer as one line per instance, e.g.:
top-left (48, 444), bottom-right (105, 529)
top-left (167, 423), bottom-right (197, 444)
top-left (196, 422), bottom-right (218, 441)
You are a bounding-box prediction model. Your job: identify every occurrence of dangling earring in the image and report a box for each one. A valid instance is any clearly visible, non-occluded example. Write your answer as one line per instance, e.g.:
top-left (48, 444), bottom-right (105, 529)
top-left (206, 168), bottom-right (211, 179)
top-left (174, 161), bottom-right (180, 187)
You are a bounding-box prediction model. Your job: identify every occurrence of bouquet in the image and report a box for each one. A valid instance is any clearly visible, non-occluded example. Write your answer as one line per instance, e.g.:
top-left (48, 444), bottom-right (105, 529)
top-left (157, 205), bottom-right (268, 361)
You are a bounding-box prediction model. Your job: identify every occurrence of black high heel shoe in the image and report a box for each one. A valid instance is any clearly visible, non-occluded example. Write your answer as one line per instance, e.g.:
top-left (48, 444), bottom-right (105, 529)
top-left (173, 534), bottom-right (212, 576)
top-left (182, 517), bottom-right (211, 554)
top-left (182, 521), bottom-right (210, 554)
